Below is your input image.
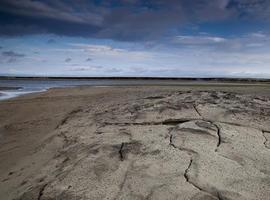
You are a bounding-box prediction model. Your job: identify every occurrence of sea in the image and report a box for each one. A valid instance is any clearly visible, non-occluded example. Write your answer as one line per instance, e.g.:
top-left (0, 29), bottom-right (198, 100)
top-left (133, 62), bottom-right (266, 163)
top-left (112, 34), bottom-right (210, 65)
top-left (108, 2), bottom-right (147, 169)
top-left (0, 78), bottom-right (199, 100)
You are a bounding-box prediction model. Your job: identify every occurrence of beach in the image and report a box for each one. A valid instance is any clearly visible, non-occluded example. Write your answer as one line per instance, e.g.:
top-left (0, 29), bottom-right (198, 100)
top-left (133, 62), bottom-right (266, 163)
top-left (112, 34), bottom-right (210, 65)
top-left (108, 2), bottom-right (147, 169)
top-left (0, 84), bottom-right (270, 200)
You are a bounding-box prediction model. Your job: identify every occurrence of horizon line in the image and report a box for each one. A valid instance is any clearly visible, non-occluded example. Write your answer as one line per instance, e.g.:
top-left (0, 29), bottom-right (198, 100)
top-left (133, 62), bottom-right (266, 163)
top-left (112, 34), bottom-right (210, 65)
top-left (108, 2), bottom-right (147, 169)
top-left (0, 76), bottom-right (270, 82)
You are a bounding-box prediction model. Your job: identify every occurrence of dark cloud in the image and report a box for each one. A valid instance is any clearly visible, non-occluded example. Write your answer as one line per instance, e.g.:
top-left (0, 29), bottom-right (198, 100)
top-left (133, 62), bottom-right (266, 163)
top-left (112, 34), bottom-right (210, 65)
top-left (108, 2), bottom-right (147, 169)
top-left (86, 58), bottom-right (92, 61)
top-left (225, 0), bottom-right (269, 19)
top-left (47, 39), bottom-right (56, 44)
top-left (7, 57), bottom-right (17, 63)
top-left (2, 50), bottom-right (25, 57)
top-left (71, 64), bottom-right (80, 66)
top-left (0, 0), bottom-right (269, 41)
top-left (65, 57), bottom-right (72, 62)
top-left (0, 46), bottom-right (2, 49)
top-left (1, 50), bottom-right (25, 63)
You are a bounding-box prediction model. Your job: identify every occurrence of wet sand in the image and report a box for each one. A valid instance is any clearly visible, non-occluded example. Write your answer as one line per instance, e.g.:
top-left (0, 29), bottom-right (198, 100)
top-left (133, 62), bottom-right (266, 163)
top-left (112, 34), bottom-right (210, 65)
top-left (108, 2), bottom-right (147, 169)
top-left (0, 84), bottom-right (270, 200)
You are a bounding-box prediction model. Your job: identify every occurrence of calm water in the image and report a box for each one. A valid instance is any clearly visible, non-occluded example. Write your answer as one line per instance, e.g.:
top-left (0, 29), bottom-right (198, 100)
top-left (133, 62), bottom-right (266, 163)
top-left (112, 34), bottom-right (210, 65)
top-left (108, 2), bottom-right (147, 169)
top-left (0, 78), bottom-right (260, 100)
top-left (0, 78), bottom-right (200, 100)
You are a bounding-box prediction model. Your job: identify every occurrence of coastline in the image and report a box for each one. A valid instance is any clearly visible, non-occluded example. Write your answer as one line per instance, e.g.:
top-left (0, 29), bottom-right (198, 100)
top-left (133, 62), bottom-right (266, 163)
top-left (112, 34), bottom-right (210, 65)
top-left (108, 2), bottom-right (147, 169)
top-left (1, 76), bottom-right (270, 83)
top-left (0, 79), bottom-right (270, 101)
top-left (0, 85), bottom-right (270, 199)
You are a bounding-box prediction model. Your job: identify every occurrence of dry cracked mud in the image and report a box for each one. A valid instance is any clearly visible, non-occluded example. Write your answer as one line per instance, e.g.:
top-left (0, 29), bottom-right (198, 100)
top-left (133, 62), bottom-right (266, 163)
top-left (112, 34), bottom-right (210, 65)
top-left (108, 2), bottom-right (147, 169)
top-left (1, 90), bottom-right (270, 200)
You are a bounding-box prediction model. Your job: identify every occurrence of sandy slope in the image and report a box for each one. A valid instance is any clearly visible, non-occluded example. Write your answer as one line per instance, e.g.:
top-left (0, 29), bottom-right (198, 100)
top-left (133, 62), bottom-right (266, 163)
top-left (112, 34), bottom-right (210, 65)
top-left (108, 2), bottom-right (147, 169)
top-left (0, 85), bottom-right (270, 200)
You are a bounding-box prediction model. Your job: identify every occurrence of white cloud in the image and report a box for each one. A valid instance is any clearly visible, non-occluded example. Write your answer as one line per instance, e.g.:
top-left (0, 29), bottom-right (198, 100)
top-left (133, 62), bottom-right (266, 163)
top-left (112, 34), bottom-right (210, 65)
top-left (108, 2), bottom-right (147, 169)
top-left (2, 33), bottom-right (270, 78)
top-left (245, 43), bottom-right (264, 47)
top-left (70, 43), bottom-right (126, 54)
top-left (70, 43), bottom-right (126, 52)
top-left (170, 32), bottom-right (270, 52)
top-left (68, 65), bottom-right (103, 71)
top-left (68, 43), bottom-right (152, 62)
top-left (173, 35), bottom-right (227, 45)
top-left (249, 32), bottom-right (267, 38)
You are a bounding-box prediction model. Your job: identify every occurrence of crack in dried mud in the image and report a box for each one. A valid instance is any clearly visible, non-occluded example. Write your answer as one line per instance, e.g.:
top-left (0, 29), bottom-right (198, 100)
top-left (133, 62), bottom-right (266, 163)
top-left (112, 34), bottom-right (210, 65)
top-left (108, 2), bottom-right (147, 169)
top-left (212, 123), bottom-right (222, 152)
top-left (37, 183), bottom-right (48, 200)
top-left (169, 134), bottom-right (176, 148)
top-left (102, 119), bottom-right (269, 134)
top-left (193, 104), bottom-right (202, 117)
top-left (184, 158), bottom-right (223, 200)
top-left (184, 158), bottom-right (193, 183)
top-left (262, 131), bottom-right (270, 149)
top-left (56, 108), bottom-right (83, 129)
top-left (104, 119), bottom-right (191, 126)
top-left (169, 119), bottom-right (224, 200)
top-left (119, 143), bottom-right (125, 161)
top-left (169, 134), bottom-right (197, 155)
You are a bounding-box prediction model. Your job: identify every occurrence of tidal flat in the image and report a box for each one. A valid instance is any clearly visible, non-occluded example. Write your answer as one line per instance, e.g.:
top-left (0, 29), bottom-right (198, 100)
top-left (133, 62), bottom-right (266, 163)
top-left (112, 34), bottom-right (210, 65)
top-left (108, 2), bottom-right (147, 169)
top-left (0, 84), bottom-right (270, 200)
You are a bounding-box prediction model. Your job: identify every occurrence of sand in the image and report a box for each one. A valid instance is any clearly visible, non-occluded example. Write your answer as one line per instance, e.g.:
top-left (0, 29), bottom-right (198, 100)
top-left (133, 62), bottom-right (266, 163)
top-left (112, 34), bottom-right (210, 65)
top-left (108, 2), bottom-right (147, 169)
top-left (0, 84), bottom-right (270, 200)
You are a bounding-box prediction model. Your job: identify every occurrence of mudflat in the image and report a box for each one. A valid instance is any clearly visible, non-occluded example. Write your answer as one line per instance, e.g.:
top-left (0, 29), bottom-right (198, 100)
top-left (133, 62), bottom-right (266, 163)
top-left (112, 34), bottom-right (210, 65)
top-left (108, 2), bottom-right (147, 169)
top-left (0, 84), bottom-right (270, 200)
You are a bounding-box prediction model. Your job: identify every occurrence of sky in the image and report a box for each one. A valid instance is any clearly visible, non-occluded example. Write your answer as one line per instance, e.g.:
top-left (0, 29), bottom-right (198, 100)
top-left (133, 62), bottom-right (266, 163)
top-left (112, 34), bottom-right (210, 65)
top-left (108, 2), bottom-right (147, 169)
top-left (0, 0), bottom-right (270, 78)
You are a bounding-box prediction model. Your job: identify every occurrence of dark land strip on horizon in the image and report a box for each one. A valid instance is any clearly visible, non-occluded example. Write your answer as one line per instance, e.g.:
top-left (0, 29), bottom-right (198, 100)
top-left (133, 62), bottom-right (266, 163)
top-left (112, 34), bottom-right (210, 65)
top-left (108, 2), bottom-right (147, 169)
top-left (0, 76), bottom-right (270, 83)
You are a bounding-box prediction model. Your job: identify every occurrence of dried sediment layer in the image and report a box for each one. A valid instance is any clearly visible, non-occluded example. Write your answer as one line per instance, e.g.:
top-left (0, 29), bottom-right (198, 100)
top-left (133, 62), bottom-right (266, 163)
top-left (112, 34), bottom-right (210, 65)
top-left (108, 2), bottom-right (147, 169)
top-left (1, 90), bottom-right (270, 200)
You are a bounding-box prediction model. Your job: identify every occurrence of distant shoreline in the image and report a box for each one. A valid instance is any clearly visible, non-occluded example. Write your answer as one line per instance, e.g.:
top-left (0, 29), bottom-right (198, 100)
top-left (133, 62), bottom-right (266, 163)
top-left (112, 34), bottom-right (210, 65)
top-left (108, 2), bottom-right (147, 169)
top-left (0, 76), bottom-right (270, 83)
top-left (1, 78), bottom-right (269, 101)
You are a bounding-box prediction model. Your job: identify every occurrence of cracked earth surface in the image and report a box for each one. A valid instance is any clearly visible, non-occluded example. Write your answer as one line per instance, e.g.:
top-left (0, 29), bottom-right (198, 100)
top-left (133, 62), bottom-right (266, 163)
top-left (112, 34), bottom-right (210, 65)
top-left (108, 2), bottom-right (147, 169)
top-left (1, 90), bottom-right (270, 200)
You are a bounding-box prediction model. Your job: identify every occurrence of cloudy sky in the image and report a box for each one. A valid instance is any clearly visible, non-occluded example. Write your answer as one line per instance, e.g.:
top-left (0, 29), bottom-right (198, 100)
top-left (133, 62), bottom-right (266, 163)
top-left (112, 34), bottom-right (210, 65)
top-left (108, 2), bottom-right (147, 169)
top-left (0, 0), bottom-right (270, 77)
